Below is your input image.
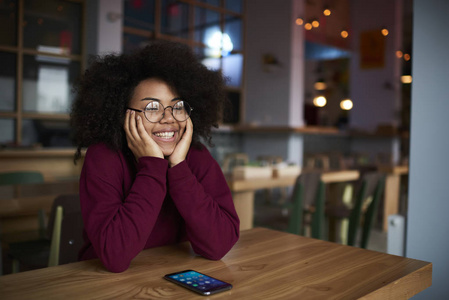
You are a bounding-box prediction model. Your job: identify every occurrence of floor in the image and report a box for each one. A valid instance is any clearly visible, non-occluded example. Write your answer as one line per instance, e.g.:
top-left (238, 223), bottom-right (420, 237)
top-left (253, 189), bottom-right (388, 253)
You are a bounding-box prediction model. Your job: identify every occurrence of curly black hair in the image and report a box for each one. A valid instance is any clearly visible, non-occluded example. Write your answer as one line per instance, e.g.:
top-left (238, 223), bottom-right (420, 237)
top-left (70, 41), bottom-right (228, 162)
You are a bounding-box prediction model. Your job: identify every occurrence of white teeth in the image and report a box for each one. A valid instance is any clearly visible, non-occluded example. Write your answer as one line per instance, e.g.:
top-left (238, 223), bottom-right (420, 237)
top-left (154, 131), bottom-right (175, 139)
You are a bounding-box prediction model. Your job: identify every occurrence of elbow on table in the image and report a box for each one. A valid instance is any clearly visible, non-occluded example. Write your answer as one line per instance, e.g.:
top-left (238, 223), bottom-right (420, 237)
top-left (199, 234), bottom-right (239, 261)
top-left (101, 257), bottom-right (131, 273)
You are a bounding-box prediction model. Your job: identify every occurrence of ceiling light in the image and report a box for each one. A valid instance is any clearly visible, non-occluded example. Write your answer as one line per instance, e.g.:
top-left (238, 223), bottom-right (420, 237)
top-left (340, 99), bottom-right (353, 110)
top-left (313, 96), bottom-right (327, 107)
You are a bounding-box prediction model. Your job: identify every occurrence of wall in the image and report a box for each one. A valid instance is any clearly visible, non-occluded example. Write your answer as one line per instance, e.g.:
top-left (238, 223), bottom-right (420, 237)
top-left (86, 0), bottom-right (122, 57)
top-left (243, 0), bottom-right (305, 165)
top-left (406, 0), bottom-right (449, 298)
top-left (349, 0), bottom-right (402, 132)
top-left (245, 0), bottom-right (304, 127)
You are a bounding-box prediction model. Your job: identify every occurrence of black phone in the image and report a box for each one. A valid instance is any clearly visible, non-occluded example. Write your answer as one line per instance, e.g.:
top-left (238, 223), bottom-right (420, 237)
top-left (164, 269), bottom-right (233, 296)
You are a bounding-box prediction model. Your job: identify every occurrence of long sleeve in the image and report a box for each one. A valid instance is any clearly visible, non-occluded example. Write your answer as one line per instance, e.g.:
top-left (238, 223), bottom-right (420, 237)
top-left (79, 144), bottom-right (169, 272)
top-left (168, 146), bottom-right (240, 260)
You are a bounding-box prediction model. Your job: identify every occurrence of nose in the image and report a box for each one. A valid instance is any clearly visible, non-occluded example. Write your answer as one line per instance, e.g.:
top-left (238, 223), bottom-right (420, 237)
top-left (160, 106), bottom-right (175, 123)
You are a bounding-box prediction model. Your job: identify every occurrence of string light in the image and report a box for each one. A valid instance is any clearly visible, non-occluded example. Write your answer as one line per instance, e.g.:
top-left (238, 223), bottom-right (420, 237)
top-left (403, 53), bottom-right (411, 61)
top-left (381, 28), bottom-right (389, 36)
top-left (341, 30), bottom-right (349, 38)
top-left (295, 17), bottom-right (304, 26)
top-left (323, 8), bottom-right (331, 16)
top-left (396, 50), bottom-right (403, 58)
top-left (312, 19), bottom-right (320, 28)
top-left (304, 23), bottom-right (313, 30)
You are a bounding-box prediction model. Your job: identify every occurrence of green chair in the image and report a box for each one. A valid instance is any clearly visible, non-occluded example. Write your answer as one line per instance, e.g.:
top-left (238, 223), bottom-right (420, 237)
top-left (326, 172), bottom-right (385, 248)
top-left (0, 171), bottom-right (46, 275)
top-left (8, 194), bottom-right (83, 273)
top-left (0, 171), bottom-right (45, 186)
top-left (0, 171), bottom-right (47, 236)
top-left (288, 172), bottom-right (326, 240)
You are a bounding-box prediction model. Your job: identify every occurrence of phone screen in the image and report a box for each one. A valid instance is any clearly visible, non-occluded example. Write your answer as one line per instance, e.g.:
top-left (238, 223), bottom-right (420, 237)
top-left (164, 270), bottom-right (232, 296)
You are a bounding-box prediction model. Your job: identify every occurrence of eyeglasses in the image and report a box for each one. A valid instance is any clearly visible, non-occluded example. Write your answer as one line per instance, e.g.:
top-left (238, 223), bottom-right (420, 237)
top-left (127, 100), bottom-right (193, 123)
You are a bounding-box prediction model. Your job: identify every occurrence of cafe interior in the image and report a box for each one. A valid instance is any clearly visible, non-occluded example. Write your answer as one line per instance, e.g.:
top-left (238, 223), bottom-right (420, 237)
top-left (0, 0), bottom-right (447, 298)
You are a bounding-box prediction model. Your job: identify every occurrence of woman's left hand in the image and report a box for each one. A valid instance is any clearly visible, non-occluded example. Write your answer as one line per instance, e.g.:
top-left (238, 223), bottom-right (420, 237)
top-left (168, 118), bottom-right (193, 167)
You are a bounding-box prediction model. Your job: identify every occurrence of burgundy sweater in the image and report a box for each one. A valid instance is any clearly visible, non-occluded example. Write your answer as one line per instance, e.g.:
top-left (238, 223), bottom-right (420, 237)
top-left (78, 143), bottom-right (239, 273)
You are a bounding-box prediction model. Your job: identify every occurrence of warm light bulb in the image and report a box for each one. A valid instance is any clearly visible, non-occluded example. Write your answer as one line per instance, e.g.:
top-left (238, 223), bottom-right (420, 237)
top-left (304, 23), bottom-right (313, 30)
top-left (314, 81), bottom-right (327, 91)
top-left (323, 9), bottom-right (331, 16)
top-left (340, 99), bottom-right (353, 110)
top-left (396, 50), bottom-right (403, 58)
top-left (295, 18), bottom-right (304, 26)
top-left (341, 30), bottom-right (349, 38)
top-left (401, 75), bottom-right (412, 84)
top-left (313, 96), bottom-right (327, 107)
top-left (404, 53), bottom-right (411, 61)
top-left (381, 28), bottom-right (389, 36)
top-left (312, 20), bottom-right (320, 28)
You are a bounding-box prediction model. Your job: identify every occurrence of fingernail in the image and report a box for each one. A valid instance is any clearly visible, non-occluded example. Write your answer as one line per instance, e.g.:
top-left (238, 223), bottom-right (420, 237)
top-left (137, 115), bottom-right (140, 120)
top-left (130, 110), bottom-right (134, 115)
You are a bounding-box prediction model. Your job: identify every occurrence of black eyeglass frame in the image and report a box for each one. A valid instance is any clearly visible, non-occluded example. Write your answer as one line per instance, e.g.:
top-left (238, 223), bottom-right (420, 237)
top-left (126, 100), bottom-right (193, 123)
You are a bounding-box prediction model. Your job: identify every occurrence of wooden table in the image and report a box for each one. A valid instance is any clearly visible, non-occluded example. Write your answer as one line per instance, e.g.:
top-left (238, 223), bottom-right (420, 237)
top-left (227, 170), bottom-right (360, 230)
top-left (0, 227), bottom-right (432, 299)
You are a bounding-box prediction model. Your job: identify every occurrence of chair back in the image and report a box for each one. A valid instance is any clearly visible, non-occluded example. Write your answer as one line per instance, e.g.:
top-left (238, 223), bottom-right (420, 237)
top-left (46, 194), bottom-right (83, 266)
top-left (0, 171), bottom-right (44, 185)
top-left (288, 171), bottom-right (325, 239)
top-left (347, 172), bottom-right (385, 247)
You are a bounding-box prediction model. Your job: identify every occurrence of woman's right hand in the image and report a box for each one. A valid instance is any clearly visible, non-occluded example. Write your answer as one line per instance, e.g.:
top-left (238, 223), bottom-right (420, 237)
top-left (124, 110), bottom-right (164, 160)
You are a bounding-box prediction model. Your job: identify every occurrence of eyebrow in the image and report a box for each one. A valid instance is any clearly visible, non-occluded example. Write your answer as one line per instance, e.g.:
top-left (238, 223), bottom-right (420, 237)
top-left (140, 97), bottom-right (183, 102)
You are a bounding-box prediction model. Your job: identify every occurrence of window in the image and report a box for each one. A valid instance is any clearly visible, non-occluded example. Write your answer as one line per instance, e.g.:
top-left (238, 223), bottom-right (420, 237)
top-left (123, 0), bottom-right (245, 124)
top-left (0, 0), bottom-right (85, 148)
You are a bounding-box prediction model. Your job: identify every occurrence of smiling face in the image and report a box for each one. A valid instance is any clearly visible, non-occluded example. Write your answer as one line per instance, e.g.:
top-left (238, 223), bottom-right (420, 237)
top-left (128, 78), bottom-right (187, 157)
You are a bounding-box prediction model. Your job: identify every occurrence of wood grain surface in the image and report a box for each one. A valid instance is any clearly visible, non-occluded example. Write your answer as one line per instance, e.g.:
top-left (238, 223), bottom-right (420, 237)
top-left (0, 227), bottom-right (431, 299)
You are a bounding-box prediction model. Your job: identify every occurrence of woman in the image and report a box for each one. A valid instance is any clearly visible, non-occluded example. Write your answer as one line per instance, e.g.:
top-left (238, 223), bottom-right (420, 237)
top-left (70, 41), bottom-right (239, 273)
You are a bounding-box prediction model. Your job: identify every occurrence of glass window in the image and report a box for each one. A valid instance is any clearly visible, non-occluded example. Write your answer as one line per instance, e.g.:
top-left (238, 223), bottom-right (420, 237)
top-left (23, 0), bottom-right (82, 55)
top-left (161, 0), bottom-right (189, 39)
top-left (225, 0), bottom-right (242, 13)
top-left (223, 91), bottom-right (240, 124)
top-left (198, 0), bottom-right (220, 6)
top-left (22, 54), bottom-right (80, 114)
top-left (123, 32), bottom-right (151, 53)
top-left (194, 7), bottom-right (220, 45)
top-left (0, 118), bottom-right (14, 145)
top-left (22, 119), bottom-right (72, 147)
top-left (0, 0), bottom-right (17, 46)
top-left (124, 0), bottom-right (155, 31)
top-left (0, 52), bottom-right (16, 111)
top-left (222, 53), bottom-right (243, 88)
top-left (224, 15), bottom-right (242, 51)
top-left (195, 47), bottom-right (221, 71)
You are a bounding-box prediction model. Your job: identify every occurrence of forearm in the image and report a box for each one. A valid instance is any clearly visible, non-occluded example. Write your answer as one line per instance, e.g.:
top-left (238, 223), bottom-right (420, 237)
top-left (81, 157), bottom-right (168, 272)
top-left (168, 161), bottom-right (239, 260)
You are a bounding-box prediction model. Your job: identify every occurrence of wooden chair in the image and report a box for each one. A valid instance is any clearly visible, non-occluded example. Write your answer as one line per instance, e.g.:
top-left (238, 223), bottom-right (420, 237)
top-left (8, 194), bottom-right (83, 273)
top-left (0, 171), bottom-right (45, 186)
top-left (326, 172), bottom-right (385, 248)
top-left (0, 171), bottom-right (46, 275)
top-left (288, 171), bottom-right (326, 240)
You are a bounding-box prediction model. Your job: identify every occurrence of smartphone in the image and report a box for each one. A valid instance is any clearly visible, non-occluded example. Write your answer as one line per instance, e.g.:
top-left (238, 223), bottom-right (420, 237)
top-left (164, 269), bottom-right (232, 296)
